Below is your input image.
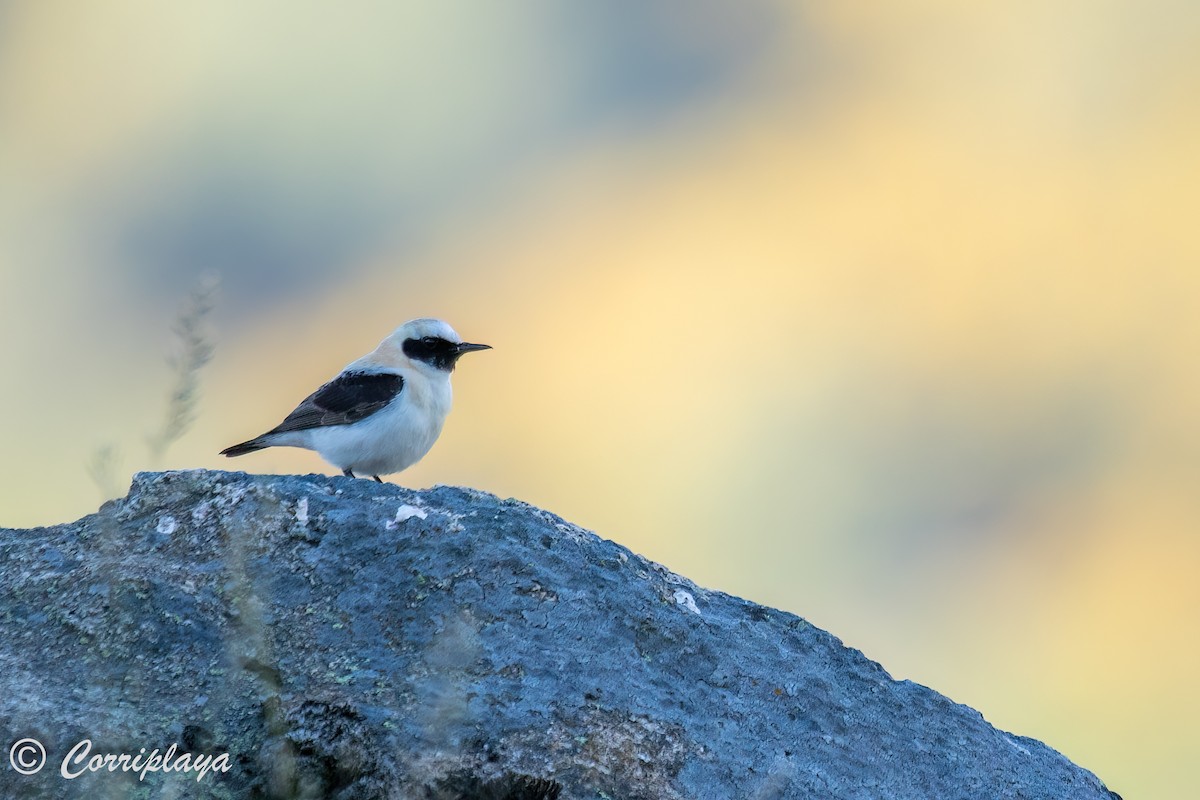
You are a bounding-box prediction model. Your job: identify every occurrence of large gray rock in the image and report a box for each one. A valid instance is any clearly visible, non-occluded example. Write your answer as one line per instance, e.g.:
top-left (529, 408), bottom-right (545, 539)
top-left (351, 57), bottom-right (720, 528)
top-left (0, 470), bottom-right (1119, 800)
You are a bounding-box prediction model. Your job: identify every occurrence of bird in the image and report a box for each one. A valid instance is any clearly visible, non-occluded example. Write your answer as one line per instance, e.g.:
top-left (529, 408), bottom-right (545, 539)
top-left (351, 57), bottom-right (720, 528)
top-left (220, 318), bottom-right (490, 482)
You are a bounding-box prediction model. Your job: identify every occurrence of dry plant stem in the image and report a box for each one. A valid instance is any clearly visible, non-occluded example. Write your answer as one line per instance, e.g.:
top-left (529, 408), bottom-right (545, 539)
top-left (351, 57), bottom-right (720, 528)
top-left (147, 274), bottom-right (219, 465)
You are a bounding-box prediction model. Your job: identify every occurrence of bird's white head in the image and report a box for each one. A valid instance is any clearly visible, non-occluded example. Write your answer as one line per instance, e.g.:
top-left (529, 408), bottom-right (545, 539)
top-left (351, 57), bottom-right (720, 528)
top-left (384, 318), bottom-right (491, 373)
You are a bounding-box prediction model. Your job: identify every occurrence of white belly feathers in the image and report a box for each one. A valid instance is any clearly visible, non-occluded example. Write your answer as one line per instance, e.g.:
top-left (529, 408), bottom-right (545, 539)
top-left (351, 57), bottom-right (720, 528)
top-left (309, 375), bottom-right (451, 475)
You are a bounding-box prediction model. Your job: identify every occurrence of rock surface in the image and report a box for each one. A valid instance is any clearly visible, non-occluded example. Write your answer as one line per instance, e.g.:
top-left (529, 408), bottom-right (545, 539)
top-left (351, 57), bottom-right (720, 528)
top-left (0, 470), bottom-right (1119, 800)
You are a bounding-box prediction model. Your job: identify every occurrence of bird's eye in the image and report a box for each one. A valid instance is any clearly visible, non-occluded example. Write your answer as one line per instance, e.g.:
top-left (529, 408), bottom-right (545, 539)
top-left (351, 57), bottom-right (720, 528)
top-left (422, 336), bottom-right (438, 345)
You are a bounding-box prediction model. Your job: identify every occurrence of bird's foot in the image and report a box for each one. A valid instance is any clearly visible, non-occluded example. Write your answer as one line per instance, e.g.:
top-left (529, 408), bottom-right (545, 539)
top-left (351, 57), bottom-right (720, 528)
top-left (372, 475), bottom-right (383, 483)
top-left (343, 468), bottom-right (356, 478)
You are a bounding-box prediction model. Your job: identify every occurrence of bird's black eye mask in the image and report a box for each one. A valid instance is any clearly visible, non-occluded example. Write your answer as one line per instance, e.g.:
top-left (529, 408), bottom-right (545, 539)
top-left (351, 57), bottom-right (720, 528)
top-left (403, 336), bottom-right (460, 371)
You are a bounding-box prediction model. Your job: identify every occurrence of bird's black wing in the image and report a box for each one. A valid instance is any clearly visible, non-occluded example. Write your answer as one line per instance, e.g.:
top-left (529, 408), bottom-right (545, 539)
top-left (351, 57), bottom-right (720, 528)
top-left (268, 371), bottom-right (404, 434)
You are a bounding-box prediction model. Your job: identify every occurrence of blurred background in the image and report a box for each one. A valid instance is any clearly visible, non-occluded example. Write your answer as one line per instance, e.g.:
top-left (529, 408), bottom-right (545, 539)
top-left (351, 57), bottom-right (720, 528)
top-left (2, 1), bottom-right (1197, 796)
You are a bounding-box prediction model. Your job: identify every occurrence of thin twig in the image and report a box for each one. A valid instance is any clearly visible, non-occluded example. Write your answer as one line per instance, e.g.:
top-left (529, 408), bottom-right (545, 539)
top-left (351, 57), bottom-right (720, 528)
top-left (147, 273), bottom-right (219, 464)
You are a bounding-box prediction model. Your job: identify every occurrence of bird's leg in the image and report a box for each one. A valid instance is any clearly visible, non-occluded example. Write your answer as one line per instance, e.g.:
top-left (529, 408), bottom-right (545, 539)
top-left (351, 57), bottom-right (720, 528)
top-left (372, 475), bottom-right (383, 483)
top-left (343, 468), bottom-right (356, 478)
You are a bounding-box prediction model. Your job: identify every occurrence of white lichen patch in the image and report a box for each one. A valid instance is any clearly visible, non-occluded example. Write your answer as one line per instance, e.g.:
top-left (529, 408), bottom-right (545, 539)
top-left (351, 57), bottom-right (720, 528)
top-left (212, 482), bottom-right (249, 510)
top-left (387, 504), bottom-right (428, 529)
top-left (295, 497), bottom-right (309, 526)
top-left (156, 516), bottom-right (178, 535)
top-left (673, 590), bottom-right (701, 616)
top-left (1004, 734), bottom-right (1031, 757)
top-left (430, 506), bottom-right (470, 534)
top-left (554, 521), bottom-right (594, 544)
top-left (191, 502), bottom-right (212, 524)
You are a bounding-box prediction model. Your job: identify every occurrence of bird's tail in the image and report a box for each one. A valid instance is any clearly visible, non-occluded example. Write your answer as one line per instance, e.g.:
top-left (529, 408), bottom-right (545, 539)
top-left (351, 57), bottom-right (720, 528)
top-left (220, 438), bottom-right (269, 457)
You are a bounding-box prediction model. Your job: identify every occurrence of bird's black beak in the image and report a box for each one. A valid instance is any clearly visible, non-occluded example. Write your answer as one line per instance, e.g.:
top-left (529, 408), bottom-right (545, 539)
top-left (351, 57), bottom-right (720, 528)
top-left (455, 342), bottom-right (492, 354)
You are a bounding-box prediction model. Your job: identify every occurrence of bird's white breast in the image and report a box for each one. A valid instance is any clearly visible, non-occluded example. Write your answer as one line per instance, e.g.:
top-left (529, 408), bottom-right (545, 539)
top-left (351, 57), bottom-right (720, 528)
top-left (308, 369), bottom-right (453, 476)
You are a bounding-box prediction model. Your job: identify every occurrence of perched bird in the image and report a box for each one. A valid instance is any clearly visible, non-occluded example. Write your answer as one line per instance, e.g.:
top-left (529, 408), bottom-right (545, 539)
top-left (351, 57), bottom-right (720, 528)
top-left (221, 318), bottom-right (490, 481)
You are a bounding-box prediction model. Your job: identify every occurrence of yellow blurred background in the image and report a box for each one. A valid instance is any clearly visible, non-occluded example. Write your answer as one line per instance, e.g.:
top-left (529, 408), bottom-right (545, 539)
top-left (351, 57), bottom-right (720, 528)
top-left (2, 2), bottom-right (1197, 797)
